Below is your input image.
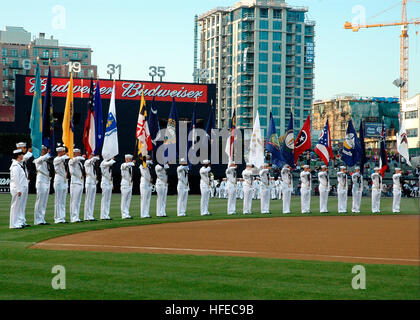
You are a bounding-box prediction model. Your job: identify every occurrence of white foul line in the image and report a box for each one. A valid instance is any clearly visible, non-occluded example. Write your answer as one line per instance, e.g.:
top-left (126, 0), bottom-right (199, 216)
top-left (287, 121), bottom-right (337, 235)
top-left (32, 242), bottom-right (420, 263)
top-left (33, 242), bottom-right (258, 255)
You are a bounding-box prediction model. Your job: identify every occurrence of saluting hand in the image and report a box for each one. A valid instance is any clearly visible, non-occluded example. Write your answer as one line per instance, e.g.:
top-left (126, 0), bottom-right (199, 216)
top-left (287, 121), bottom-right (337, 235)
top-left (17, 192), bottom-right (22, 197)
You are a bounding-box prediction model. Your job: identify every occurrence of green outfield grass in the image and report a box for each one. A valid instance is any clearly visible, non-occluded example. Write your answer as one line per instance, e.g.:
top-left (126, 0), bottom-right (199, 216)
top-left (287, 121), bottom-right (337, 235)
top-left (0, 193), bottom-right (419, 300)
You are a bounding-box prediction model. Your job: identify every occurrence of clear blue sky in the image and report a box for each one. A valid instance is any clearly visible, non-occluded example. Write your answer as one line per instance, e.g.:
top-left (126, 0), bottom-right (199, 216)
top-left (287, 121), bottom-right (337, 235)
top-left (1, 0), bottom-right (420, 100)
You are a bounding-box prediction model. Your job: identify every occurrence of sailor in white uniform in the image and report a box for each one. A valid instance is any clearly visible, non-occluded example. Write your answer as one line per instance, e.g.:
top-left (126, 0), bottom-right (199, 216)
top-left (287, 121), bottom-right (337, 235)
top-left (276, 177), bottom-right (282, 200)
top-left (392, 168), bottom-right (403, 213)
top-left (16, 142), bottom-right (32, 227)
top-left (120, 155), bottom-right (135, 219)
top-left (33, 146), bottom-right (51, 225)
top-left (259, 163), bottom-right (271, 214)
top-left (200, 160), bottom-right (212, 216)
top-left (371, 167), bottom-right (382, 213)
top-left (300, 165), bottom-right (312, 214)
top-left (68, 148), bottom-right (85, 223)
top-left (53, 147), bottom-right (70, 223)
top-left (177, 158), bottom-right (189, 216)
top-left (242, 163), bottom-right (254, 214)
top-left (351, 167), bottom-right (363, 213)
top-left (225, 161), bottom-right (237, 215)
top-left (100, 157), bottom-right (116, 220)
top-left (281, 165), bottom-right (293, 214)
top-left (220, 178), bottom-right (227, 199)
top-left (84, 154), bottom-right (100, 221)
top-left (9, 149), bottom-right (27, 229)
top-left (155, 162), bottom-right (170, 217)
top-left (270, 178), bottom-right (276, 200)
top-left (140, 156), bottom-right (153, 218)
top-left (337, 166), bottom-right (348, 213)
top-left (318, 165), bottom-right (330, 213)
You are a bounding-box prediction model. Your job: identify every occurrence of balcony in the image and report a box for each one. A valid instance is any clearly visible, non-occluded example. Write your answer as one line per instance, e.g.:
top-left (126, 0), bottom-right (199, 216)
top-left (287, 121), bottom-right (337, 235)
top-left (69, 56), bottom-right (82, 61)
top-left (304, 93), bottom-right (313, 98)
top-left (241, 90), bottom-right (254, 96)
top-left (286, 49), bottom-right (295, 55)
top-left (242, 13), bottom-right (255, 20)
top-left (286, 59), bottom-right (295, 66)
top-left (304, 73), bottom-right (314, 78)
top-left (242, 36), bottom-right (254, 43)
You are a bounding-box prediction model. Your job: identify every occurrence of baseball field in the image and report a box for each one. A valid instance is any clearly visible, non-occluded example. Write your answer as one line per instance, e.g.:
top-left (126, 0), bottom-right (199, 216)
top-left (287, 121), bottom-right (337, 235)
top-left (0, 194), bottom-right (419, 300)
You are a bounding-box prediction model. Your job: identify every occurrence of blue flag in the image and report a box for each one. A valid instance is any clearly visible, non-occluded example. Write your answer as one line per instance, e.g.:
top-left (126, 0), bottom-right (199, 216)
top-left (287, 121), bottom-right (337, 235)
top-left (205, 102), bottom-right (215, 140)
top-left (148, 96), bottom-right (161, 161)
top-left (187, 103), bottom-right (197, 168)
top-left (265, 112), bottom-right (283, 167)
top-left (279, 114), bottom-right (294, 167)
top-left (42, 67), bottom-right (55, 156)
top-left (359, 120), bottom-right (367, 175)
top-left (379, 121), bottom-right (388, 177)
top-left (29, 64), bottom-right (43, 159)
top-left (94, 81), bottom-right (104, 155)
top-left (164, 98), bottom-right (179, 160)
top-left (341, 120), bottom-right (361, 167)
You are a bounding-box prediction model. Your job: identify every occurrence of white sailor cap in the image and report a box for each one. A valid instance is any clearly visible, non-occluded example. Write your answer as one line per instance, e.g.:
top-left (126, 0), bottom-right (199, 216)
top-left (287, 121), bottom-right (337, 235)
top-left (73, 148), bottom-right (81, 153)
top-left (56, 147), bottom-right (65, 152)
top-left (303, 165), bottom-right (310, 169)
top-left (374, 167), bottom-right (380, 171)
top-left (355, 166), bottom-right (360, 170)
top-left (340, 166), bottom-right (346, 170)
top-left (125, 154), bottom-right (133, 159)
top-left (321, 165), bottom-right (327, 169)
top-left (246, 163), bottom-right (253, 167)
top-left (180, 158), bottom-right (187, 163)
top-left (203, 160), bottom-right (210, 165)
top-left (13, 149), bottom-right (24, 155)
top-left (42, 145), bottom-right (48, 150)
top-left (263, 163), bottom-right (270, 166)
top-left (283, 164), bottom-right (290, 169)
top-left (16, 142), bottom-right (26, 148)
top-left (395, 167), bottom-right (401, 171)
top-left (229, 161), bottom-right (236, 165)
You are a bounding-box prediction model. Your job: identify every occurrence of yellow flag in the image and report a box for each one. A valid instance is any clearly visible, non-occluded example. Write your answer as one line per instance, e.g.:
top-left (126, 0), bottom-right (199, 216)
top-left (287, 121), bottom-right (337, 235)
top-left (62, 73), bottom-right (74, 158)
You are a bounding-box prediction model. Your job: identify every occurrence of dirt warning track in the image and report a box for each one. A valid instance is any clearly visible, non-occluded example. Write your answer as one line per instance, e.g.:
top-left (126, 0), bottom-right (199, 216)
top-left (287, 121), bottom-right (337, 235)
top-left (31, 215), bottom-right (420, 265)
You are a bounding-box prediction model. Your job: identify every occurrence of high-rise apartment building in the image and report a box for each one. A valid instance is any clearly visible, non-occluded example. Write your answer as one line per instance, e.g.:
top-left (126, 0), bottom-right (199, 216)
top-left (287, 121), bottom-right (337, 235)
top-left (0, 26), bottom-right (97, 109)
top-left (198, 0), bottom-right (315, 136)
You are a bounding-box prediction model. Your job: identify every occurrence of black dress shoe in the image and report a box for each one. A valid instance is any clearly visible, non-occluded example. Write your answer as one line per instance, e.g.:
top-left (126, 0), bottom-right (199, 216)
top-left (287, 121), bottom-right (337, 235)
top-left (88, 219), bottom-right (97, 222)
top-left (23, 224), bottom-right (31, 227)
top-left (42, 222), bottom-right (51, 225)
top-left (122, 217), bottom-right (133, 220)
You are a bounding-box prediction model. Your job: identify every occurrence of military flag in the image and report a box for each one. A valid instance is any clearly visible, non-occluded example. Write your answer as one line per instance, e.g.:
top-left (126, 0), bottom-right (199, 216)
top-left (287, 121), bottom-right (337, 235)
top-left (279, 114), bottom-right (294, 167)
top-left (341, 120), bottom-right (361, 167)
top-left (163, 98), bottom-right (179, 162)
top-left (397, 115), bottom-right (412, 167)
top-left (93, 81), bottom-right (104, 155)
top-left (29, 63), bottom-right (43, 159)
top-left (225, 108), bottom-right (236, 161)
top-left (136, 92), bottom-right (152, 167)
top-left (294, 116), bottom-right (311, 165)
top-left (379, 121), bottom-right (388, 177)
top-left (359, 120), bottom-right (367, 175)
top-left (42, 66), bottom-right (55, 156)
top-left (62, 72), bottom-right (74, 158)
top-left (83, 79), bottom-right (96, 157)
top-left (102, 84), bottom-right (119, 160)
top-left (315, 119), bottom-right (334, 166)
top-left (248, 110), bottom-right (265, 168)
top-left (265, 112), bottom-right (283, 167)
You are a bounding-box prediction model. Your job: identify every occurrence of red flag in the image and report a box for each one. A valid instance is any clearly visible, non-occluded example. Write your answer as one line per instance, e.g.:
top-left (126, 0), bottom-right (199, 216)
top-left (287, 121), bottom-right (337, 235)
top-left (294, 116), bottom-right (311, 164)
top-left (315, 119), bottom-right (334, 166)
top-left (83, 80), bottom-right (95, 157)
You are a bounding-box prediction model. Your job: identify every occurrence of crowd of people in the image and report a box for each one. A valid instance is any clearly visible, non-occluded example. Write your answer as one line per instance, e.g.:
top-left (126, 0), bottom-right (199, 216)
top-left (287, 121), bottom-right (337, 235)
top-left (9, 142), bottom-right (417, 230)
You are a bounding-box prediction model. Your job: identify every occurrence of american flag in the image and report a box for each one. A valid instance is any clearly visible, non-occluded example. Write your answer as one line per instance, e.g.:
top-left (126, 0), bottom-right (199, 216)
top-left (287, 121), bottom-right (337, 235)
top-left (315, 119), bottom-right (334, 166)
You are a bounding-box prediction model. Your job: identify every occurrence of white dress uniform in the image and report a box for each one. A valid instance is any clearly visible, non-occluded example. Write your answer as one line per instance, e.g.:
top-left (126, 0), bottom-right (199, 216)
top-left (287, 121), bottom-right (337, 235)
top-left (242, 168), bottom-right (254, 214)
top-left (177, 165), bottom-right (189, 216)
top-left (200, 166), bottom-right (212, 215)
top-left (140, 163), bottom-right (152, 218)
top-left (53, 154), bottom-right (70, 223)
top-left (276, 179), bottom-right (282, 200)
top-left (392, 173), bottom-right (402, 213)
top-left (155, 163), bottom-right (169, 217)
top-left (259, 169), bottom-right (271, 214)
top-left (120, 162), bottom-right (134, 219)
top-left (33, 153), bottom-right (51, 225)
top-left (100, 159), bottom-right (116, 220)
top-left (226, 167), bottom-right (237, 215)
top-left (351, 172), bottom-right (363, 213)
top-left (371, 172), bottom-right (382, 213)
top-left (84, 156), bottom-right (99, 220)
top-left (270, 180), bottom-right (276, 200)
top-left (236, 180), bottom-right (243, 199)
top-left (337, 172), bottom-right (348, 213)
top-left (318, 171), bottom-right (329, 213)
top-left (69, 156), bottom-right (84, 223)
top-left (300, 171), bottom-right (312, 214)
top-left (9, 159), bottom-right (28, 229)
top-left (253, 180), bottom-right (260, 200)
top-left (281, 167), bottom-right (293, 214)
top-left (220, 180), bottom-right (226, 199)
top-left (20, 151), bottom-right (32, 226)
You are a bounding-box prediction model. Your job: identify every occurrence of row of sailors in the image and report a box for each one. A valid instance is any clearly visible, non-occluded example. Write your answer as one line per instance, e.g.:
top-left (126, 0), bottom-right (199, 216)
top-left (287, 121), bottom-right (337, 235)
top-left (9, 143), bottom-right (405, 229)
top-left (212, 178), bottom-right (283, 200)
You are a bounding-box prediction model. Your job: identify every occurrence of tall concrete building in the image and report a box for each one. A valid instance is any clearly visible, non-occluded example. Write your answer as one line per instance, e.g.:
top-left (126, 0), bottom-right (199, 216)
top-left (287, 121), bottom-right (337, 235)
top-left (402, 94), bottom-right (420, 152)
top-left (198, 0), bottom-right (315, 136)
top-left (0, 26), bottom-right (97, 111)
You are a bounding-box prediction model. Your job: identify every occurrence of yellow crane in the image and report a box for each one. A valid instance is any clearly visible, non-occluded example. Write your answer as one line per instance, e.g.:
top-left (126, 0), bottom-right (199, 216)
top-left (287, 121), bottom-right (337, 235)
top-left (344, 0), bottom-right (420, 107)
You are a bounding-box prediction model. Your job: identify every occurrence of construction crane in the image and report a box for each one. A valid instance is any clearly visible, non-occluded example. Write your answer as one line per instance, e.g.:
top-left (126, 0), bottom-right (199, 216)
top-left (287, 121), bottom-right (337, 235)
top-left (344, 0), bottom-right (420, 108)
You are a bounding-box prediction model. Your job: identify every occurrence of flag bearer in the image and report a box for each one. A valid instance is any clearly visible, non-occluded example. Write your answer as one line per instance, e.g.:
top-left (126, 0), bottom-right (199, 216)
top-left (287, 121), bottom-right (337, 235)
top-left (300, 165), bottom-right (312, 214)
top-left (351, 167), bottom-right (363, 213)
top-left (84, 154), bottom-right (100, 221)
top-left (155, 162), bottom-right (169, 217)
top-left (9, 149), bottom-right (27, 229)
top-left (140, 155), bottom-right (153, 218)
top-left (200, 160), bottom-right (212, 216)
top-left (392, 168), bottom-right (403, 213)
top-left (100, 157), bottom-right (116, 220)
top-left (371, 167), bottom-right (382, 213)
top-left (259, 163), bottom-right (271, 214)
top-left (337, 166), bottom-right (348, 213)
top-left (120, 155), bottom-right (135, 219)
top-left (53, 147), bottom-right (70, 223)
top-left (177, 158), bottom-right (189, 217)
top-left (242, 163), bottom-right (254, 214)
top-left (69, 148), bottom-right (85, 223)
top-left (33, 146), bottom-right (51, 225)
top-left (318, 165), bottom-right (330, 213)
top-left (16, 142), bottom-right (32, 227)
top-left (225, 161), bottom-right (237, 215)
top-left (281, 165), bottom-right (293, 214)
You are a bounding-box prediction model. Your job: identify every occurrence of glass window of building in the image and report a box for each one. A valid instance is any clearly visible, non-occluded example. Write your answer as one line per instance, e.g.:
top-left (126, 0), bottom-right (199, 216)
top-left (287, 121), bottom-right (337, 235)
top-left (21, 49), bottom-right (28, 58)
top-left (295, 88), bottom-right (301, 96)
top-left (2, 48), bottom-right (7, 56)
top-left (296, 24), bottom-right (302, 33)
top-left (273, 21), bottom-right (282, 30)
top-left (259, 63), bottom-right (268, 72)
top-left (272, 75), bottom-right (281, 84)
top-left (273, 32), bottom-right (282, 41)
top-left (258, 95), bottom-right (267, 105)
top-left (259, 52), bottom-right (268, 62)
top-left (272, 96), bottom-right (281, 105)
top-left (294, 109), bottom-right (301, 117)
top-left (294, 99), bottom-right (301, 107)
top-left (259, 85), bottom-right (267, 94)
top-left (273, 43), bottom-right (281, 52)
top-left (63, 50), bottom-right (69, 58)
top-left (53, 50), bottom-right (59, 58)
top-left (3, 68), bottom-right (8, 76)
top-left (272, 86), bottom-right (281, 95)
top-left (259, 107), bottom-right (267, 115)
top-left (273, 53), bottom-right (281, 62)
top-left (11, 49), bottom-right (18, 57)
top-left (272, 108), bottom-right (280, 116)
top-left (259, 42), bottom-right (268, 51)
top-left (273, 9), bottom-right (282, 19)
top-left (405, 110), bottom-right (418, 119)
top-left (260, 117), bottom-right (267, 127)
top-left (407, 128), bottom-right (418, 137)
top-left (42, 50), bottom-right (49, 58)
top-left (296, 35), bottom-right (302, 42)
top-left (272, 64), bottom-right (281, 73)
top-left (71, 51), bottom-right (78, 59)
top-left (259, 74), bottom-right (268, 83)
top-left (259, 20), bottom-right (268, 29)
top-left (260, 8), bottom-right (268, 19)
top-left (259, 31), bottom-right (268, 40)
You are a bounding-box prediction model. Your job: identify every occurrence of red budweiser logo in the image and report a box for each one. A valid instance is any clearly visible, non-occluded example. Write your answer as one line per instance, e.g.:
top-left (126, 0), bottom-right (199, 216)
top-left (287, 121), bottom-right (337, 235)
top-left (25, 77), bottom-right (208, 103)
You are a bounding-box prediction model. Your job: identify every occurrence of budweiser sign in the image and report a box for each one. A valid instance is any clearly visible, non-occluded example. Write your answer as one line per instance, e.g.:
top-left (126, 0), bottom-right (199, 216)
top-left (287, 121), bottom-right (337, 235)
top-left (25, 77), bottom-right (208, 103)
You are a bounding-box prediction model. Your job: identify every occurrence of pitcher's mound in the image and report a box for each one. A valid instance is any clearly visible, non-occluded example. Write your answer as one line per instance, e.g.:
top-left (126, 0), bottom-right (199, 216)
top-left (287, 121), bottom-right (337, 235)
top-left (31, 215), bottom-right (420, 265)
